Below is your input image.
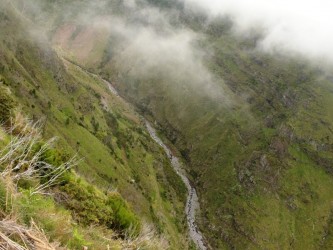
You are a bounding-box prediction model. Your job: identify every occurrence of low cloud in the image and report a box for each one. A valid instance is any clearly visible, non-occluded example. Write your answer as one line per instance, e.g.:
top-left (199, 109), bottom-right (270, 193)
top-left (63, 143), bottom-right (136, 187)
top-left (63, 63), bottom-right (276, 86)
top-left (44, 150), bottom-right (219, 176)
top-left (10, 0), bottom-right (234, 103)
top-left (82, 2), bottom-right (228, 102)
top-left (185, 0), bottom-right (333, 63)
top-left (110, 20), bottom-right (225, 100)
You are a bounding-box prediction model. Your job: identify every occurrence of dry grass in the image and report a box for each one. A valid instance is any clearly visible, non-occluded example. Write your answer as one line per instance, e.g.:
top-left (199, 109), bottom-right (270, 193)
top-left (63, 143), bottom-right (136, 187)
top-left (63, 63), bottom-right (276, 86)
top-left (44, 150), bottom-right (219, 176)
top-left (0, 218), bottom-right (61, 250)
top-left (121, 224), bottom-right (169, 250)
top-left (0, 116), bottom-right (68, 249)
top-left (0, 115), bottom-right (80, 195)
top-left (0, 114), bottom-right (168, 249)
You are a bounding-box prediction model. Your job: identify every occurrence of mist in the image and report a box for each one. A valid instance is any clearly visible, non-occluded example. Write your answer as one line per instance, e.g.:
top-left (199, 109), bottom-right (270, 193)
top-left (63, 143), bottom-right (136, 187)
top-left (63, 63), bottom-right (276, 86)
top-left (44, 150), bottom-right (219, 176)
top-left (185, 0), bottom-right (333, 63)
top-left (107, 17), bottom-right (227, 101)
top-left (51, 0), bottom-right (230, 102)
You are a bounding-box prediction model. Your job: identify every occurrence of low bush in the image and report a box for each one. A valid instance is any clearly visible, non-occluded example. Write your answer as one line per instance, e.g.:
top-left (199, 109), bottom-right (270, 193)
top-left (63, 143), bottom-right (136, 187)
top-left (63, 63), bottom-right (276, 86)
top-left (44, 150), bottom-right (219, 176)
top-left (17, 190), bottom-right (73, 243)
top-left (0, 179), bottom-right (10, 213)
top-left (0, 86), bottom-right (15, 123)
top-left (107, 192), bottom-right (141, 234)
top-left (60, 175), bottom-right (114, 226)
top-left (60, 174), bottom-right (140, 234)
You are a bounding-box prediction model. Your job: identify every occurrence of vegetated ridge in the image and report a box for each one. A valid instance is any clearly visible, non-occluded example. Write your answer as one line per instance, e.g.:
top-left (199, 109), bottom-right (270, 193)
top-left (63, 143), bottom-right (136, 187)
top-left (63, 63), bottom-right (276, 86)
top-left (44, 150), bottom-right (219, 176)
top-left (3, 0), bottom-right (333, 249)
top-left (0, 1), bottom-right (194, 249)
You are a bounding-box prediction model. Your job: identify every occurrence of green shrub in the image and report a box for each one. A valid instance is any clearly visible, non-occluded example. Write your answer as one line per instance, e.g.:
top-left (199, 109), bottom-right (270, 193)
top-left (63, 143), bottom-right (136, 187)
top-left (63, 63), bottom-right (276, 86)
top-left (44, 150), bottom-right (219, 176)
top-left (17, 178), bottom-right (39, 190)
top-left (42, 150), bottom-right (63, 166)
top-left (0, 179), bottom-right (10, 213)
top-left (107, 192), bottom-right (141, 234)
top-left (68, 228), bottom-right (90, 250)
top-left (17, 190), bottom-right (73, 243)
top-left (59, 175), bottom-right (140, 234)
top-left (0, 87), bottom-right (14, 122)
top-left (60, 176), bottom-right (114, 226)
top-left (30, 143), bottom-right (71, 186)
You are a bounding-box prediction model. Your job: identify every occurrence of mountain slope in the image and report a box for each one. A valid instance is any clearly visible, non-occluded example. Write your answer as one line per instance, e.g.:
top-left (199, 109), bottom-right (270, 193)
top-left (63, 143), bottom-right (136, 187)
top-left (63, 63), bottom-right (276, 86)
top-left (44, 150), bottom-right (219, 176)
top-left (0, 1), bottom-right (191, 249)
top-left (32, 1), bottom-right (333, 249)
top-left (111, 33), bottom-right (333, 249)
top-left (3, 0), bottom-right (333, 249)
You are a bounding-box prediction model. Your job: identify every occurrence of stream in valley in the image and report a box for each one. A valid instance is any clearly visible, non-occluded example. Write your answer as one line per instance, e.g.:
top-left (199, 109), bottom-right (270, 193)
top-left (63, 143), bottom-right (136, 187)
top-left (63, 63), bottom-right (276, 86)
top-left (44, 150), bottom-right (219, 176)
top-left (67, 59), bottom-right (207, 249)
top-left (106, 79), bottom-right (207, 250)
top-left (145, 122), bottom-right (207, 250)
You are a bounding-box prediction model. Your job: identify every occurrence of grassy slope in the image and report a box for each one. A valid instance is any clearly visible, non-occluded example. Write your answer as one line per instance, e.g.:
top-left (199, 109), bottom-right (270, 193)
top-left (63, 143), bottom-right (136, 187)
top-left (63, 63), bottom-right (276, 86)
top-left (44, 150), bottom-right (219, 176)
top-left (51, 7), bottom-right (333, 250)
top-left (0, 3), bottom-right (189, 249)
top-left (10, 0), bottom-right (333, 249)
top-left (117, 33), bottom-right (333, 249)
top-left (0, 111), bottom-right (167, 249)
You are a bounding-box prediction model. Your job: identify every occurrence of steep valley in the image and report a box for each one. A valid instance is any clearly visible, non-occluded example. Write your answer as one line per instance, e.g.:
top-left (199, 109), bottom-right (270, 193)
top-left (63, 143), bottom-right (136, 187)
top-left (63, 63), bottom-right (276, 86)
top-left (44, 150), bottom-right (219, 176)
top-left (0, 1), bottom-right (192, 248)
top-left (2, 0), bottom-right (333, 249)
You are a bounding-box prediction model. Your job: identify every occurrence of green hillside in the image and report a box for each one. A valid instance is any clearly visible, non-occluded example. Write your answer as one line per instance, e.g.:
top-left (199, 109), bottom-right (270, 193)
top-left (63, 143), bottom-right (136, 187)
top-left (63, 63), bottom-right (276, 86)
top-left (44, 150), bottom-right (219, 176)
top-left (111, 16), bottom-right (333, 250)
top-left (109, 21), bottom-right (333, 250)
top-left (0, 1), bottom-right (191, 249)
top-left (2, 0), bottom-right (333, 249)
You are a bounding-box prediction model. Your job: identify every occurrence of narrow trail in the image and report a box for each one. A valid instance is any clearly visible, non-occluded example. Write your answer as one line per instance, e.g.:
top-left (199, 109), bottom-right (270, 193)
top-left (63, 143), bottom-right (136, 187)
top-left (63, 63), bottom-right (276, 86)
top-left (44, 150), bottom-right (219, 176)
top-left (64, 58), bottom-right (207, 249)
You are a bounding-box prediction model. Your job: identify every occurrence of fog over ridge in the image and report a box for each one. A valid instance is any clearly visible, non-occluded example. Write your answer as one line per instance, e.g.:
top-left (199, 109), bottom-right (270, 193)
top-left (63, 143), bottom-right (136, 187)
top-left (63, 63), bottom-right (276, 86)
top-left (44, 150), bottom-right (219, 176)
top-left (84, 1), bottom-right (230, 102)
top-left (185, 0), bottom-right (333, 63)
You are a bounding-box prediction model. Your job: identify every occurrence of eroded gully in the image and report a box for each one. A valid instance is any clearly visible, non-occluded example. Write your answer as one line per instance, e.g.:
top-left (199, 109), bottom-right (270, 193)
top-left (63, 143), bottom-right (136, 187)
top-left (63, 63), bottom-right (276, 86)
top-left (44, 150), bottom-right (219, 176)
top-left (65, 59), bottom-right (207, 249)
top-left (105, 80), bottom-right (207, 250)
top-left (145, 122), bottom-right (207, 250)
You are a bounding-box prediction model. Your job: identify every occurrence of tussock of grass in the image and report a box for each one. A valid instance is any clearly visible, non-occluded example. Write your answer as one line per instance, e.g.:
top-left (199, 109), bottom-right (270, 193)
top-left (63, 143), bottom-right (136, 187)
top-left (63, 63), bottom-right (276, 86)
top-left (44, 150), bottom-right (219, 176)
top-left (0, 85), bottom-right (15, 124)
top-left (0, 113), bottom-right (167, 249)
top-left (0, 3), bottom-right (194, 247)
